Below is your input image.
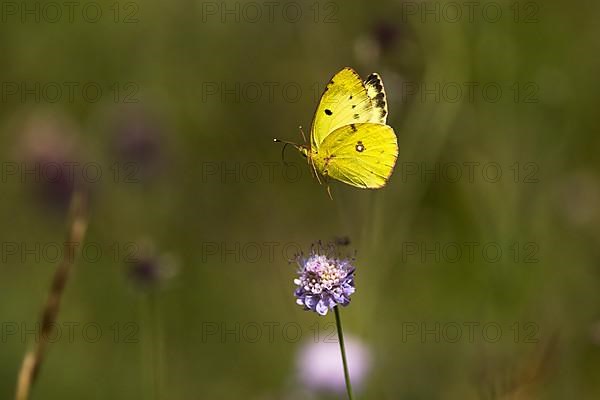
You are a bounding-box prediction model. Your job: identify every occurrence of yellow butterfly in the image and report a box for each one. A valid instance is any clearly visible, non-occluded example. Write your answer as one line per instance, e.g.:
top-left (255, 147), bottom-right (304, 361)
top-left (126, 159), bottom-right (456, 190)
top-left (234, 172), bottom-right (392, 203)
top-left (275, 67), bottom-right (398, 197)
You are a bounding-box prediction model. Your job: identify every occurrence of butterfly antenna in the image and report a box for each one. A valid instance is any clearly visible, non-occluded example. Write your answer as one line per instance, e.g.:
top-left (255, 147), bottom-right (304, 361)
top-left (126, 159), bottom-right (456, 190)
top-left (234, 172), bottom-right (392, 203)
top-left (274, 138), bottom-right (303, 166)
top-left (273, 139), bottom-right (290, 166)
top-left (298, 126), bottom-right (307, 143)
top-left (274, 138), bottom-right (300, 147)
top-left (281, 143), bottom-right (290, 166)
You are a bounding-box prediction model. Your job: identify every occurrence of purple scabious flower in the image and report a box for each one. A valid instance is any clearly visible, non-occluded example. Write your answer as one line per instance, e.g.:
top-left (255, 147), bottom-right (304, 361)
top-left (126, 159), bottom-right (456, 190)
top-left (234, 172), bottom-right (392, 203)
top-left (110, 105), bottom-right (167, 183)
top-left (126, 239), bottom-right (178, 291)
top-left (14, 111), bottom-right (85, 212)
top-left (294, 244), bottom-right (356, 316)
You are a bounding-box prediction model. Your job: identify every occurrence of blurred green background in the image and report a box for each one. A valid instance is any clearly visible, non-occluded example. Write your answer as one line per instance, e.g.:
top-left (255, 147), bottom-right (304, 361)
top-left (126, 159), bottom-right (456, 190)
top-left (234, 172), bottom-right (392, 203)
top-left (1, 0), bottom-right (599, 398)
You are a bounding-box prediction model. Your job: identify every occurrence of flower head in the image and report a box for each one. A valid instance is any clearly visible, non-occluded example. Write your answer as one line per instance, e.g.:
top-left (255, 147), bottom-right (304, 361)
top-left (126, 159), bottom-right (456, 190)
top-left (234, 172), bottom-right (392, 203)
top-left (111, 105), bottom-right (167, 183)
top-left (126, 239), bottom-right (178, 291)
top-left (293, 243), bottom-right (356, 316)
top-left (14, 111), bottom-right (85, 212)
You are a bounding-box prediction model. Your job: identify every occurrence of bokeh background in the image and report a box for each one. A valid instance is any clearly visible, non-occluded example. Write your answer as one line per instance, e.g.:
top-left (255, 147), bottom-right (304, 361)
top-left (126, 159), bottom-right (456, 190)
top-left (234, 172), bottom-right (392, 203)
top-left (1, 0), bottom-right (599, 398)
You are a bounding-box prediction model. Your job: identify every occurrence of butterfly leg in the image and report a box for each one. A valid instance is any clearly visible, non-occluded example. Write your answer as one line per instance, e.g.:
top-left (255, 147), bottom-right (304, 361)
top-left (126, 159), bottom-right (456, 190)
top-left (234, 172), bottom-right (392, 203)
top-left (322, 171), bottom-right (333, 200)
top-left (314, 170), bottom-right (322, 185)
top-left (310, 157), bottom-right (323, 185)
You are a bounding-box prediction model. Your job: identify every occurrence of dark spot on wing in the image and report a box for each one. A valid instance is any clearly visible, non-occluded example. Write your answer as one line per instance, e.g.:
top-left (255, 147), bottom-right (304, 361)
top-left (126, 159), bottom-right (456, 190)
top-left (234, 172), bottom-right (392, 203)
top-left (325, 109), bottom-right (333, 116)
top-left (366, 75), bottom-right (385, 107)
top-left (366, 74), bottom-right (383, 90)
top-left (355, 141), bottom-right (365, 152)
top-left (349, 95), bottom-right (353, 99)
top-left (374, 92), bottom-right (386, 108)
top-left (366, 74), bottom-right (377, 83)
top-left (352, 104), bottom-right (356, 109)
top-left (350, 124), bottom-right (357, 132)
top-left (353, 113), bottom-right (359, 119)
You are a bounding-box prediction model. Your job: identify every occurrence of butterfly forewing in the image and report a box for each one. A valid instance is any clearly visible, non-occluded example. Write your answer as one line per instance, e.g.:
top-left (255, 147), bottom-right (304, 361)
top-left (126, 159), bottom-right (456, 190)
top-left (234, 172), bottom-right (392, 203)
top-left (310, 67), bottom-right (381, 151)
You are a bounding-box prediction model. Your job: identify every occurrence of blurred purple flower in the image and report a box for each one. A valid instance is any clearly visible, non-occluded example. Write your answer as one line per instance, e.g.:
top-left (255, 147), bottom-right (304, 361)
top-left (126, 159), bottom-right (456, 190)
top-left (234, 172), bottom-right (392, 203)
top-left (127, 239), bottom-right (178, 290)
top-left (111, 106), bottom-right (166, 182)
top-left (294, 244), bottom-right (356, 316)
top-left (296, 335), bottom-right (372, 394)
top-left (14, 112), bottom-right (85, 211)
top-left (371, 21), bottom-right (400, 53)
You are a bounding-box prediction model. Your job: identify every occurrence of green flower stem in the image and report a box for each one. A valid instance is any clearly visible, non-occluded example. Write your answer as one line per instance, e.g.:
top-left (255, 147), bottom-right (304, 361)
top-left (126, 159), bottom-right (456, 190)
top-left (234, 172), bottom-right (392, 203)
top-left (334, 306), bottom-right (354, 400)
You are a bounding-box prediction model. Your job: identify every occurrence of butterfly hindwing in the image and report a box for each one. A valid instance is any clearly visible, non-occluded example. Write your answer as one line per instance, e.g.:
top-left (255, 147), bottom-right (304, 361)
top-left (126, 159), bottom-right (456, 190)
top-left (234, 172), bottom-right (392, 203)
top-left (311, 67), bottom-right (379, 151)
top-left (313, 123), bottom-right (398, 189)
